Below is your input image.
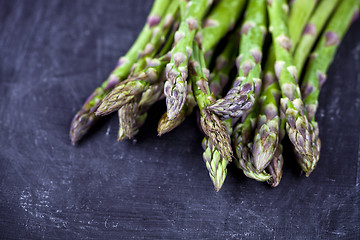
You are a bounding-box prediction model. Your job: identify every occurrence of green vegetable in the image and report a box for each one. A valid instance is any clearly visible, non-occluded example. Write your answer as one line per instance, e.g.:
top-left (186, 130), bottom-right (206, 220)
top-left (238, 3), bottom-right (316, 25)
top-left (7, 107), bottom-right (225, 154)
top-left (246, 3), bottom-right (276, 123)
top-left (208, 0), bottom-right (266, 119)
top-left (164, 0), bottom-right (210, 120)
top-left (267, 0), bottom-right (317, 175)
top-left (70, 0), bottom-right (171, 144)
top-left (298, 0), bottom-right (359, 175)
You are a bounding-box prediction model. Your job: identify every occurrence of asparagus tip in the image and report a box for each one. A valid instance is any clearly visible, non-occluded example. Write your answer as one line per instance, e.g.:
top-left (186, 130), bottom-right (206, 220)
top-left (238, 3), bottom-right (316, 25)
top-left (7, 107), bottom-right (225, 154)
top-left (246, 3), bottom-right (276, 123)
top-left (207, 82), bottom-right (255, 119)
top-left (70, 110), bottom-right (97, 145)
top-left (157, 110), bottom-right (186, 136)
top-left (200, 109), bottom-right (233, 161)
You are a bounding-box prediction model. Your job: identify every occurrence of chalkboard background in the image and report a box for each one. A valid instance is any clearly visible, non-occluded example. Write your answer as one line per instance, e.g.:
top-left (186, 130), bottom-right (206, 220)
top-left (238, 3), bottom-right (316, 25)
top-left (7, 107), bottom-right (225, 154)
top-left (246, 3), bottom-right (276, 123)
top-left (1, 0), bottom-right (359, 239)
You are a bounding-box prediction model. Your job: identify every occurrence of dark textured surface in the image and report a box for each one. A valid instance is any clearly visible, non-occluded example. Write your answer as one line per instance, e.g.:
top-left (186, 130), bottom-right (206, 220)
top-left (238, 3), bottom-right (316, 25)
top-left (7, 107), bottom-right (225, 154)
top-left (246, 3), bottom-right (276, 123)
top-left (0, 0), bottom-right (360, 239)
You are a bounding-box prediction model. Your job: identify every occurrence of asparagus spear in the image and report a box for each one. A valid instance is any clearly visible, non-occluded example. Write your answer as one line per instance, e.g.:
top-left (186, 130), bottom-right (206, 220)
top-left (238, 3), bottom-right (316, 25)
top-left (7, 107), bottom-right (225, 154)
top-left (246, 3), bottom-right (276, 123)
top-left (201, 0), bottom-right (246, 54)
top-left (285, 0), bottom-right (338, 175)
top-left (209, 35), bottom-right (239, 98)
top-left (158, 0), bottom-right (247, 135)
top-left (157, 41), bottom-right (195, 137)
top-left (117, 97), bottom-right (143, 141)
top-left (287, 0), bottom-right (317, 49)
top-left (202, 118), bottom-right (232, 192)
top-left (299, 0), bottom-right (359, 175)
top-left (208, 0), bottom-right (266, 119)
top-left (231, 67), bottom-right (270, 182)
top-left (164, 0), bottom-right (210, 120)
top-left (232, 108), bottom-right (271, 182)
top-left (294, 0), bottom-right (339, 75)
top-left (118, 29), bottom-right (176, 140)
top-left (252, 69), bottom-right (281, 172)
top-left (252, 0), bottom-right (317, 173)
top-left (233, 0), bottom-right (271, 170)
top-left (202, 138), bottom-right (227, 191)
top-left (70, 0), bottom-right (171, 144)
top-left (231, 42), bottom-right (281, 182)
top-left (201, 36), bottom-right (239, 191)
top-left (224, 0), bottom-right (272, 180)
top-left (232, 66), bottom-right (284, 184)
top-left (267, 0), bottom-right (317, 172)
top-left (116, 66), bottom-right (169, 140)
top-left (191, 41), bottom-right (233, 162)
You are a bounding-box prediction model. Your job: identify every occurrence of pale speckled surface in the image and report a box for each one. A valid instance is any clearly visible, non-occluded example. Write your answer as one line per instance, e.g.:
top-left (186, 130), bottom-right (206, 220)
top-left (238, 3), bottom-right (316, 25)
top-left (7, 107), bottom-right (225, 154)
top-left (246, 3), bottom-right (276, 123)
top-left (0, 0), bottom-right (360, 239)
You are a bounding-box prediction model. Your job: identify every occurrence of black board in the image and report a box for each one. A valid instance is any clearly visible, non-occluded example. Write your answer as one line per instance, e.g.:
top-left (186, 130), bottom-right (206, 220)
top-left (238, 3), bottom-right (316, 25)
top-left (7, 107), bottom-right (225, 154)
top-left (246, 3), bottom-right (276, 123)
top-left (1, 0), bottom-right (359, 239)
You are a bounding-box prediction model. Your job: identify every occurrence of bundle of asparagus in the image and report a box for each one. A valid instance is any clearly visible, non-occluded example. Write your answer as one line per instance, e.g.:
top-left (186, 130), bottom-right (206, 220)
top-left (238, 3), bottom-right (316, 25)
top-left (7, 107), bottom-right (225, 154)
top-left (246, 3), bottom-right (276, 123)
top-left (70, 0), bottom-right (359, 191)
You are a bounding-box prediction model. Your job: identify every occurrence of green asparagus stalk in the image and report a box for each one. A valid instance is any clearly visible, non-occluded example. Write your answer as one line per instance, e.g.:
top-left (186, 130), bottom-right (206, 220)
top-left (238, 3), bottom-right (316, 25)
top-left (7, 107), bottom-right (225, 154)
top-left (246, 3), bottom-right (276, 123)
top-left (301, 0), bottom-right (359, 98)
top-left (252, 70), bottom-right (281, 172)
top-left (226, 0), bottom-right (287, 182)
top-left (254, 0), bottom-right (317, 179)
top-left (191, 41), bottom-right (233, 162)
top-left (285, 0), bottom-right (337, 175)
top-left (107, 55), bottom-right (169, 140)
top-left (201, 0), bottom-right (246, 54)
top-left (231, 56), bottom-right (270, 182)
top-left (287, 0), bottom-right (317, 48)
top-left (232, 108), bottom-right (271, 182)
top-left (226, 0), bottom-right (274, 181)
top-left (232, 72), bottom-right (284, 185)
top-left (164, 0), bottom-right (210, 120)
top-left (231, 42), bottom-right (280, 182)
top-left (208, 0), bottom-right (266, 119)
top-left (201, 35), bottom-right (239, 191)
top-left (158, 0), bottom-right (247, 135)
top-left (298, 0), bottom-right (359, 175)
top-left (158, 34), bottom-right (195, 136)
top-left (209, 35), bottom-right (239, 98)
top-left (115, 61), bottom-right (170, 140)
top-left (256, 50), bottom-right (286, 185)
top-left (158, 31), bottom-right (239, 137)
top-left (230, 0), bottom-right (272, 170)
top-left (267, 0), bottom-right (317, 172)
top-left (70, 0), bottom-right (171, 144)
top-left (294, 0), bottom-right (339, 75)
top-left (202, 137), bottom-right (227, 191)
top-left (202, 119), bottom-right (232, 192)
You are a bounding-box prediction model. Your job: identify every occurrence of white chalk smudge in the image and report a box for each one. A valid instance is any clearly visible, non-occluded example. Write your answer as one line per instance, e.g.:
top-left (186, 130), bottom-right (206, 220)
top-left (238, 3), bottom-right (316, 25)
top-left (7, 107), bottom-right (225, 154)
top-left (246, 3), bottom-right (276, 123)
top-left (106, 125), bottom-right (111, 135)
top-left (19, 187), bottom-right (50, 218)
top-left (19, 183), bottom-right (68, 229)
